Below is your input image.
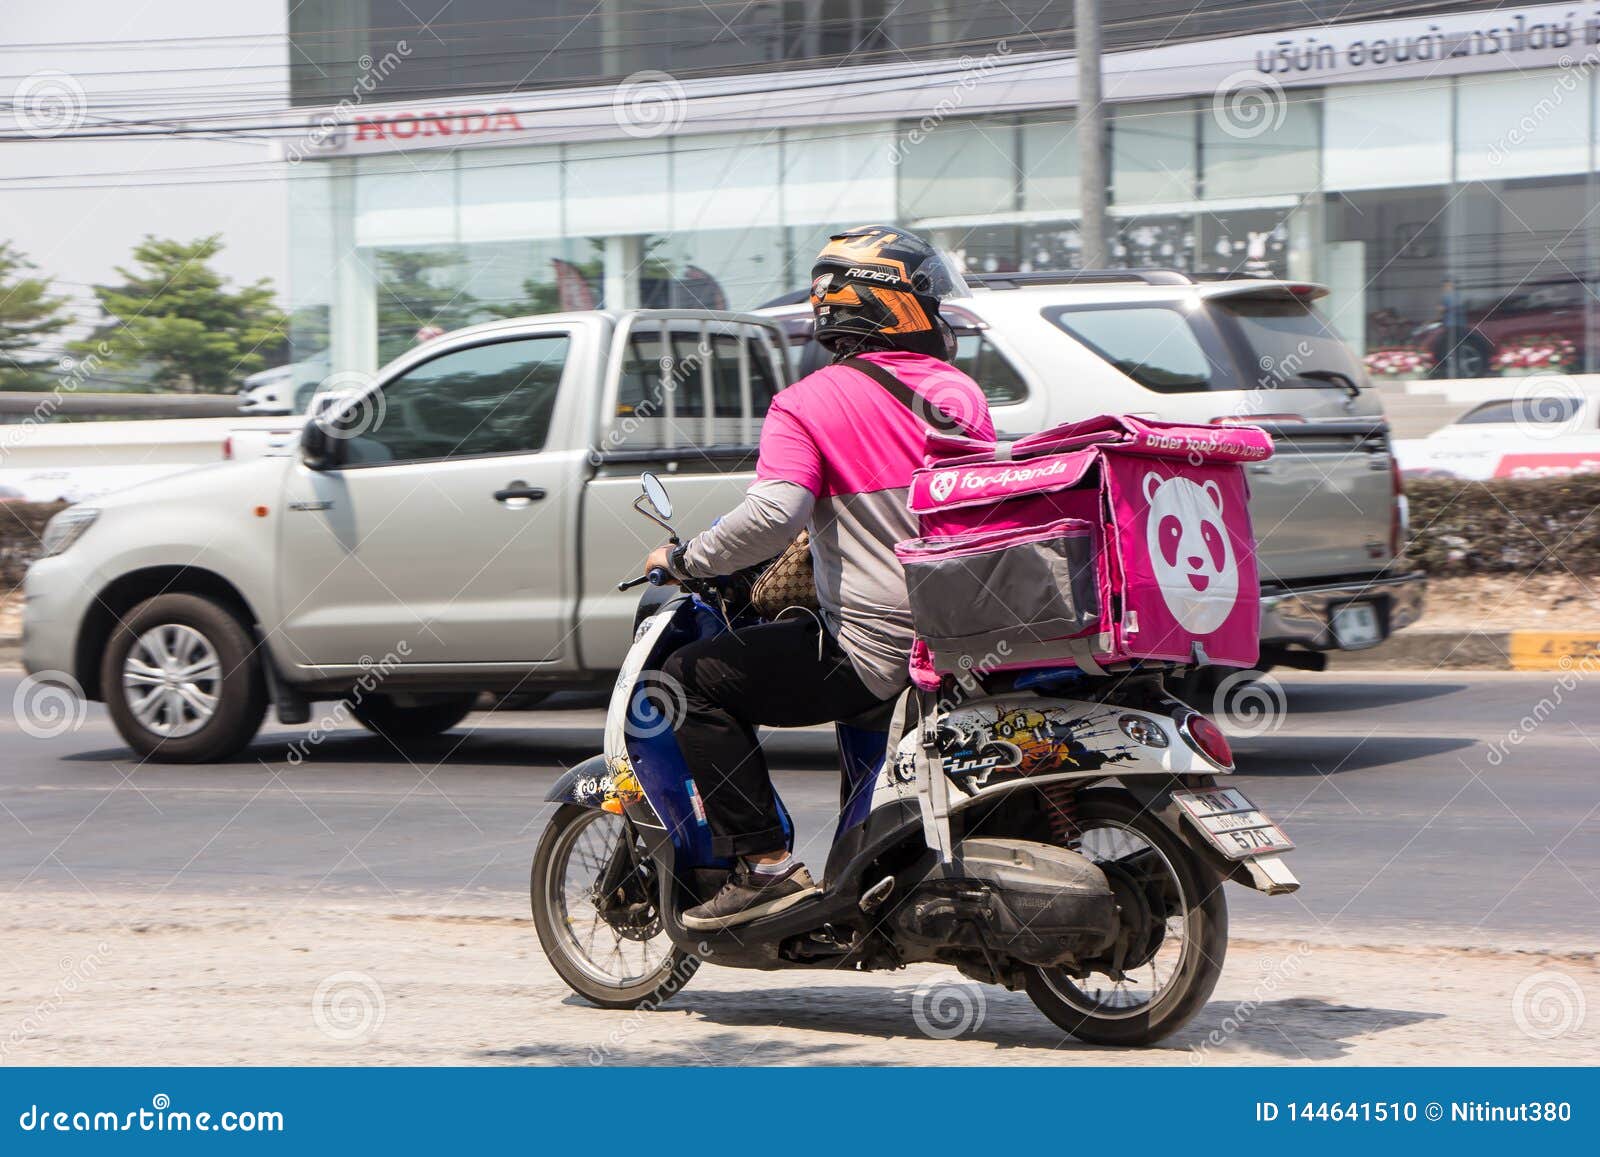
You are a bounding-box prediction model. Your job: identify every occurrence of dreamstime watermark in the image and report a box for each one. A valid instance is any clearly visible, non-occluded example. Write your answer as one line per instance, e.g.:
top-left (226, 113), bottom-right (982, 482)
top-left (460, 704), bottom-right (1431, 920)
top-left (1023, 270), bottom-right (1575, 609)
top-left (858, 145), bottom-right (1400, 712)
top-left (1511, 969), bottom-right (1587, 1040)
top-left (1210, 670), bottom-right (1289, 738)
top-left (612, 70), bottom-right (687, 138)
top-left (626, 670), bottom-right (688, 739)
top-left (1484, 651), bottom-right (1599, 767)
top-left (587, 945), bottom-right (710, 1064)
top-left (1488, 50), bottom-right (1598, 167)
top-left (12, 70), bottom-right (87, 138)
top-left (286, 41), bottom-right (411, 163)
top-left (308, 370), bottom-right (387, 441)
top-left (588, 339), bottom-right (714, 464)
top-left (12, 671), bottom-right (88, 740)
top-left (1189, 940), bottom-right (1313, 1063)
top-left (311, 970), bottom-right (386, 1042)
top-left (1211, 69), bottom-right (1287, 140)
top-left (888, 42), bottom-right (1011, 166)
top-left (285, 643), bottom-right (411, 764)
top-left (17, 1093), bottom-right (283, 1134)
top-left (1, 942), bottom-right (112, 1057)
top-left (911, 976), bottom-right (987, 1039)
top-left (937, 641), bottom-right (1015, 714)
top-left (1511, 373), bottom-right (1586, 440)
top-left (0, 341), bottom-right (119, 463)
top-left (1196, 340), bottom-right (1316, 453)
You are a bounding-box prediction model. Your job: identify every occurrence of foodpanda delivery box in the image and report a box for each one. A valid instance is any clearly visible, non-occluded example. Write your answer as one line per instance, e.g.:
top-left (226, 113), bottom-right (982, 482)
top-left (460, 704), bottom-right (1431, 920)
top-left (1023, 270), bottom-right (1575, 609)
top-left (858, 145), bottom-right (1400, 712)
top-left (894, 415), bottom-right (1274, 689)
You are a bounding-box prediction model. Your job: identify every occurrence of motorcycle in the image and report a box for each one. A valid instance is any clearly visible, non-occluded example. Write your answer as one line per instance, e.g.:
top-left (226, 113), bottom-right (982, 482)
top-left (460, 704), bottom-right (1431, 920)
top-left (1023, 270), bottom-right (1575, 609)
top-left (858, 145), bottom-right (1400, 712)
top-left (530, 473), bottom-right (1301, 1045)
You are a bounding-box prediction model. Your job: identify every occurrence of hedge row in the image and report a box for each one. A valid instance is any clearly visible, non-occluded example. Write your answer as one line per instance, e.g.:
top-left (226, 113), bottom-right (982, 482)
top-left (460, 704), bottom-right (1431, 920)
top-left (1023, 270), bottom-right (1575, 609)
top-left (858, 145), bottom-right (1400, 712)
top-left (0, 482), bottom-right (1597, 590)
top-left (1405, 476), bottom-right (1600, 577)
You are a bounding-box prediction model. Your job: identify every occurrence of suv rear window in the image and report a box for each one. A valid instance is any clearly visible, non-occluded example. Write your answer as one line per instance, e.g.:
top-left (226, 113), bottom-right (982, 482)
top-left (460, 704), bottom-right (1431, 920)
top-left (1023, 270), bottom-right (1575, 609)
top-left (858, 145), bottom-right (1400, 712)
top-left (1047, 304), bottom-right (1236, 392)
top-left (1218, 295), bottom-right (1362, 384)
top-left (1047, 293), bottom-right (1362, 394)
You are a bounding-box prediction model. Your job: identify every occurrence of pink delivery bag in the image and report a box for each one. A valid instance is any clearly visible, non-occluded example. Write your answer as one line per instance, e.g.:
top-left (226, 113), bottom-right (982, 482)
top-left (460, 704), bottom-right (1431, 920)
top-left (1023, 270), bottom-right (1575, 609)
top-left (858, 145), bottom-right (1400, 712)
top-left (895, 415), bottom-right (1274, 688)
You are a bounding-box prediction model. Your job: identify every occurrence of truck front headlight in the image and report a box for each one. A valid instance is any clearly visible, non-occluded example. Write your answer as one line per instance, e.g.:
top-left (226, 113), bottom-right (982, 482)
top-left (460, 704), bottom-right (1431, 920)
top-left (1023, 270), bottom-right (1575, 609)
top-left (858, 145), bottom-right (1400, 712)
top-left (39, 507), bottom-right (100, 558)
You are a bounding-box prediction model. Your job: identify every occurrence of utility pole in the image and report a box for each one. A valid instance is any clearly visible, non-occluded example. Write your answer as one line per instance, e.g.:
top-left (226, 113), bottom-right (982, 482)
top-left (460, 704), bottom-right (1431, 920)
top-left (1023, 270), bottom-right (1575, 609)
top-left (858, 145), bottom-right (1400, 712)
top-left (1075, 0), bottom-right (1108, 269)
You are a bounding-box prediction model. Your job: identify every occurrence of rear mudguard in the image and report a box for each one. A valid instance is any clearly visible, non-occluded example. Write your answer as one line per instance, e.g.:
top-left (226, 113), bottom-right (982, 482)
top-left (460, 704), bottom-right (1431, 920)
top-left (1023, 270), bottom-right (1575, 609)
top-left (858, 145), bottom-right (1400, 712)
top-left (544, 754), bottom-right (613, 809)
top-left (1116, 776), bottom-right (1298, 895)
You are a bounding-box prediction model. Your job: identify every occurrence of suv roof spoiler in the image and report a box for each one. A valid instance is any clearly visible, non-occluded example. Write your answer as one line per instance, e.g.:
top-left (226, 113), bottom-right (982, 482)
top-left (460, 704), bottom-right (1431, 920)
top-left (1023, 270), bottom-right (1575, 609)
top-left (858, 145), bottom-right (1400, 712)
top-left (966, 268), bottom-right (1284, 290)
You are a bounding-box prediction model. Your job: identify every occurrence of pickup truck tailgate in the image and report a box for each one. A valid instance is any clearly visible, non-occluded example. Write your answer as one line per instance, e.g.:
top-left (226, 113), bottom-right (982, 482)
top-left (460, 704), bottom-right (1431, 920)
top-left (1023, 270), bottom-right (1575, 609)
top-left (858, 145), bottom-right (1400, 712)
top-left (1248, 419), bottom-right (1397, 582)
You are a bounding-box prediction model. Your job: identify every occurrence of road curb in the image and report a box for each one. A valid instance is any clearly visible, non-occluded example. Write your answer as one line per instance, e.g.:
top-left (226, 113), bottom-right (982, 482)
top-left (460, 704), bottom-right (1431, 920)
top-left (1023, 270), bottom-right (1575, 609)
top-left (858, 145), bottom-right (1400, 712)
top-left (1329, 629), bottom-right (1600, 671)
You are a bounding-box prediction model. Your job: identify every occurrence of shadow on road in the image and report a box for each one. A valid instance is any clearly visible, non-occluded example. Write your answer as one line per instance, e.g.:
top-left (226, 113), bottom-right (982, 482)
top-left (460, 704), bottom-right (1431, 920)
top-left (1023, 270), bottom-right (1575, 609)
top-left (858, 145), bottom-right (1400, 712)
top-left (1233, 735), bottom-right (1478, 776)
top-left (1286, 682), bottom-right (1469, 713)
top-left (61, 727), bottom-right (841, 770)
top-left (479, 985), bottom-right (1438, 1063)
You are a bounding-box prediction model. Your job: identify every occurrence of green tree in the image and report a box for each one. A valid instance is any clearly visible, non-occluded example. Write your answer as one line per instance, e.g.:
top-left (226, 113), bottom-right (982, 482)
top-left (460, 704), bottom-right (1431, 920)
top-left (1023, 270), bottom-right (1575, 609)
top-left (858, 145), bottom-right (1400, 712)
top-left (77, 235), bottom-right (287, 393)
top-left (375, 248), bottom-right (478, 363)
top-left (0, 241), bottom-right (71, 390)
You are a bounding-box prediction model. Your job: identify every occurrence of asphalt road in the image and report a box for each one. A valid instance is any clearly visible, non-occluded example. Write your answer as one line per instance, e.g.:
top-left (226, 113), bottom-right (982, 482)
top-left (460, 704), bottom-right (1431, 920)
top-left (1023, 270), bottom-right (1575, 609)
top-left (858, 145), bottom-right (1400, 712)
top-left (1, 669), bottom-right (1597, 947)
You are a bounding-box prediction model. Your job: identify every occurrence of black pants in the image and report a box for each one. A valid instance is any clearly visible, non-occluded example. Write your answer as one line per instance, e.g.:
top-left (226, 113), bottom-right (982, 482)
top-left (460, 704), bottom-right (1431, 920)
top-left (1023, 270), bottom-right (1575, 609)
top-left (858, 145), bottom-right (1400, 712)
top-left (661, 618), bottom-right (888, 859)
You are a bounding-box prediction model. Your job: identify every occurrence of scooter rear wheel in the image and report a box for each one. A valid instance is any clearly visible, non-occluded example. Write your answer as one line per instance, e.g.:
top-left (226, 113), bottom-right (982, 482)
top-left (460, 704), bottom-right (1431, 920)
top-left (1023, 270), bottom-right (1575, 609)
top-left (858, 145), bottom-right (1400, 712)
top-left (1024, 788), bottom-right (1227, 1046)
top-left (531, 805), bottom-right (700, 1010)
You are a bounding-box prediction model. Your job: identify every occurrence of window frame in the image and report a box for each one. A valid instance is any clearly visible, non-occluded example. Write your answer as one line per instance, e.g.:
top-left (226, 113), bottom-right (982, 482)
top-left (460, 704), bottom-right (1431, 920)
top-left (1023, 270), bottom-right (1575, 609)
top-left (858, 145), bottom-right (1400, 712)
top-left (329, 330), bottom-right (574, 470)
top-left (949, 323), bottom-right (1032, 408)
top-left (595, 313), bottom-right (790, 464)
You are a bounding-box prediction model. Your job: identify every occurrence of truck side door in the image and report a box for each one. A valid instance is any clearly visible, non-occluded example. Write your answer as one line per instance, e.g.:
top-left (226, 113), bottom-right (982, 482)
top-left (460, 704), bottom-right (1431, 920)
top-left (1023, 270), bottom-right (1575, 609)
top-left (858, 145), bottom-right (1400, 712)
top-left (275, 322), bottom-right (594, 673)
top-left (576, 314), bottom-right (789, 671)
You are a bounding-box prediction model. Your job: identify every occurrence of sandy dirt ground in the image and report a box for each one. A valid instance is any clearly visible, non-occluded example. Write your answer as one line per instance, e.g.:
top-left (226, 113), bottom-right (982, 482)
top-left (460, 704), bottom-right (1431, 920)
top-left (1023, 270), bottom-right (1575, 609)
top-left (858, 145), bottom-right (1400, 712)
top-left (1, 889), bottom-right (1593, 1066)
top-left (1421, 574), bottom-right (1600, 630)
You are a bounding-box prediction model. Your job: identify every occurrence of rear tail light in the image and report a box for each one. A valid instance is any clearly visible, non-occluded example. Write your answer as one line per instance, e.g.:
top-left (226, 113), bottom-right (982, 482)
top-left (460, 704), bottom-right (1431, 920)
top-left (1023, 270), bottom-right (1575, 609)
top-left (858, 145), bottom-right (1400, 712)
top-left (222, 435), bottom-right (234, 460)
top-left (1390, 454), bottom-right (1407, 558)
top-left (1179, 712), bottom-right (1234, 769)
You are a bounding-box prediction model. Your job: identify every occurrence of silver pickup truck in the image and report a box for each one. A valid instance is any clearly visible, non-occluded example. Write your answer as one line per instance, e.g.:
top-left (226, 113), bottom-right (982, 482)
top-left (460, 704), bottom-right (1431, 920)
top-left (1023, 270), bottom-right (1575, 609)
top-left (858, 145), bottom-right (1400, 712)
top-left (23, 309), bottom-right (793, 761)
top-left (23, 275), bottom-right (1421, 763)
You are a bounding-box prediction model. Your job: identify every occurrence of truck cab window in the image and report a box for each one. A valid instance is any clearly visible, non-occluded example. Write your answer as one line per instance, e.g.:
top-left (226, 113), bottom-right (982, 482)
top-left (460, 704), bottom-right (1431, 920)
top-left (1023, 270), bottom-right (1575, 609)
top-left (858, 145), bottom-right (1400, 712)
top-left (344, 335), bottom-right (570, 465)
top-left (613, 327), bottom-right (779, 450)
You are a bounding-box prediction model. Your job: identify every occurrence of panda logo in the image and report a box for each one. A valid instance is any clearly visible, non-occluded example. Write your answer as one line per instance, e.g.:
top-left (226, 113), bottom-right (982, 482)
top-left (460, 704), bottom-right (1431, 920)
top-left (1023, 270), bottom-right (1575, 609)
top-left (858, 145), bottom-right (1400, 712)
top-left (1143, 472), bottom-right (1239, 634)
top-left (929, 470), bottom-right (959, 503)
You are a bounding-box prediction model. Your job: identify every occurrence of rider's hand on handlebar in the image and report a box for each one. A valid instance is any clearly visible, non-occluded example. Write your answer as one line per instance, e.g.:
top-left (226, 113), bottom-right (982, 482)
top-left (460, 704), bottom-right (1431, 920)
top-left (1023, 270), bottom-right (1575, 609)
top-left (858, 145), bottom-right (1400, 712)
top-left (644, 545), bottom-right (679, 585)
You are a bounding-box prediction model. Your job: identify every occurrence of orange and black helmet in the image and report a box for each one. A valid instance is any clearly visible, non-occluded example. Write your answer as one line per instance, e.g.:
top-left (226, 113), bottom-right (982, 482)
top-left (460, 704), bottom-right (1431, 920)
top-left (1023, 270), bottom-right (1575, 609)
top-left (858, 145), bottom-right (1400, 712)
top-left (809, 224), bottom-right (961, 360)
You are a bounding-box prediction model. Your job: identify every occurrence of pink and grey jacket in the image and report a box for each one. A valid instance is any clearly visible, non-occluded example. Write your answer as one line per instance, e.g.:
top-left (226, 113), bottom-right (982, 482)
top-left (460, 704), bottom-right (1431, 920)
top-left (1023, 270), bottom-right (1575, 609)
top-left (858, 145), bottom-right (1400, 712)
top-left (672, 350), bottom-right (994, 698)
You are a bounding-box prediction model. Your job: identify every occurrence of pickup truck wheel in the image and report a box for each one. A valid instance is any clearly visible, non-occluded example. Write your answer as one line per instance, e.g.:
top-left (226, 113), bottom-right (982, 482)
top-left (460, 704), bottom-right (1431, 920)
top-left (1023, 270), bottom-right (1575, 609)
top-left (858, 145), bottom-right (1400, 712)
top-left (101, 594), bottom-right (268, 763)
top-left (351, 693), bottom-right (476, 743)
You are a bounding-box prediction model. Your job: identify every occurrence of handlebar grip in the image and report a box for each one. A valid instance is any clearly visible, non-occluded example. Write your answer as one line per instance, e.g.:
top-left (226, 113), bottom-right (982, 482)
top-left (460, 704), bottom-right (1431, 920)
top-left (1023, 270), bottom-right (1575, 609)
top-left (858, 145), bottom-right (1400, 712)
top-left (617, 566), bottom-right (674, 592)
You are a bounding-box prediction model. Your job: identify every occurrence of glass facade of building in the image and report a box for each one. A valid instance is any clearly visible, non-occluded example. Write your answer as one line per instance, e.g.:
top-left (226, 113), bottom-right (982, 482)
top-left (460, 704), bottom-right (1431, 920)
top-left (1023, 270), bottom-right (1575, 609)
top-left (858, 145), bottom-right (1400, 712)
top-left (288, 0), bottom-right (1460, 106)
top-left (290, 52), bottom-right (1600, 382)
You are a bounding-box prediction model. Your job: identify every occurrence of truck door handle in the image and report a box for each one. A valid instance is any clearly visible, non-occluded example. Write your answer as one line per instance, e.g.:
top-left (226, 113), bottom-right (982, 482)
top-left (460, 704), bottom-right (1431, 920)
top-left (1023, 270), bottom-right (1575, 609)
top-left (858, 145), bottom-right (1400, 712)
top-left (494, 482), bottom-right (546, 503)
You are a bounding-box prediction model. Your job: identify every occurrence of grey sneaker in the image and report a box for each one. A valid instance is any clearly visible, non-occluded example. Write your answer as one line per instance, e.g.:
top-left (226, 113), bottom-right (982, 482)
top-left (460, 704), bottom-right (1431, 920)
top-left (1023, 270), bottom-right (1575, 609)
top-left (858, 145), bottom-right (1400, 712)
top-left (681, 863), bottom-right (820, 931)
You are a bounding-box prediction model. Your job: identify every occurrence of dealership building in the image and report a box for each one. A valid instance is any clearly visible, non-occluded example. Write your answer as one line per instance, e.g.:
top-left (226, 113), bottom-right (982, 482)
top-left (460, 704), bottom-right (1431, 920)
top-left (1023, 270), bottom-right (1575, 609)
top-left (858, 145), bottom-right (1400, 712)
top-left (285, 1), bottom-right (1600, 378)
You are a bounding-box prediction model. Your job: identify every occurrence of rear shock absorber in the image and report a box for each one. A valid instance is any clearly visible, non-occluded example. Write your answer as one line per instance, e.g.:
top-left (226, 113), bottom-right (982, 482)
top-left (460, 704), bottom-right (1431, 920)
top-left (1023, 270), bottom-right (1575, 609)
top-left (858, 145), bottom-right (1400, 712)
top-left (1040, 780), bottom-right (1082, 848)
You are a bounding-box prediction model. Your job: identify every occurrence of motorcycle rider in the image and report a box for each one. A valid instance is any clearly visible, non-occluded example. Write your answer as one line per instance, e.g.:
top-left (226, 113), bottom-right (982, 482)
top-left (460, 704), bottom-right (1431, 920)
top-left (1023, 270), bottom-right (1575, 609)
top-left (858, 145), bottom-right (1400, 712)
top-left (642, 225), bottom-right (994, 930)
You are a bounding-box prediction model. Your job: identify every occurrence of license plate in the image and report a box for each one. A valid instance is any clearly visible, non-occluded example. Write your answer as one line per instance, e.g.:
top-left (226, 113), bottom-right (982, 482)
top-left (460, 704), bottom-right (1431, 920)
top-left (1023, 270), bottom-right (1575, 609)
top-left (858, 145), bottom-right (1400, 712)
top-left (1172, 788), bottom-right (1294, 859)
top-left (1330, 601), bottom-right (1383, 649)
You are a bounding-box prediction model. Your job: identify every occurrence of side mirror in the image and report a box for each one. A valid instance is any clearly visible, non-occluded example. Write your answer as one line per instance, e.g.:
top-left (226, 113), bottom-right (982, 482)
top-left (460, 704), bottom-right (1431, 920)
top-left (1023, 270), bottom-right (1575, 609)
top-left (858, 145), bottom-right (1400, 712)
top-left (300, 418), bottom-right (343, 470)
top-left (640, 472), bottom-right (673, 520)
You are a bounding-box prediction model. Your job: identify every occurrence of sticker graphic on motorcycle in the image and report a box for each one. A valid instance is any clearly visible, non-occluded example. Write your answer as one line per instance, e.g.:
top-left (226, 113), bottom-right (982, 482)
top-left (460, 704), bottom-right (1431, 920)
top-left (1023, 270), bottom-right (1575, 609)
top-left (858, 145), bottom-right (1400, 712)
top-left (1143, 472), bottom-right (1240, 635)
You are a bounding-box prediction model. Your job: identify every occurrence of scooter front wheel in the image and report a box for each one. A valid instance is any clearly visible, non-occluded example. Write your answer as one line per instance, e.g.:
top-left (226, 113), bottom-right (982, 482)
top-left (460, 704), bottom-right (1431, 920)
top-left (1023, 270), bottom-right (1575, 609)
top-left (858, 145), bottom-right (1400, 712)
top-left (531, 805), bottom-right (700, 1010)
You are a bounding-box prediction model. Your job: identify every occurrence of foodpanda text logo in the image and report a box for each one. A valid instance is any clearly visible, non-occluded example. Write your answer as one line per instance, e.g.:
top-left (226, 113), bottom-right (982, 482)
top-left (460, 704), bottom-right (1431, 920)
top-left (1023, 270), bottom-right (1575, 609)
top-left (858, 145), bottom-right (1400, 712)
top-left (1144, 472), bottom-right (1238, 634)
